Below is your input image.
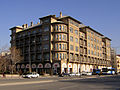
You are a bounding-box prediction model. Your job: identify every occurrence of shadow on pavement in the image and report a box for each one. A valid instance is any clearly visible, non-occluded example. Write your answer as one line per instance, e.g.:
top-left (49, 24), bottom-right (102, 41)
top-left (60, 75), bottom-right (120, 90)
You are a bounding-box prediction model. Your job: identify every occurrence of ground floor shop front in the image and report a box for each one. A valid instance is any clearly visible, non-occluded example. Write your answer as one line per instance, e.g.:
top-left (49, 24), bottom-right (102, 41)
top-left (16, 62), bottom-right (107, 75)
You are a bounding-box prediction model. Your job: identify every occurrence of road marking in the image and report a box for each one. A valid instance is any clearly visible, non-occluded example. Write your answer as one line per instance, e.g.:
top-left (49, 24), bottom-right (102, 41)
top-left (0, 80), bottom-right (57, 86)
top-left (59, 85), bottom-right (79, 90)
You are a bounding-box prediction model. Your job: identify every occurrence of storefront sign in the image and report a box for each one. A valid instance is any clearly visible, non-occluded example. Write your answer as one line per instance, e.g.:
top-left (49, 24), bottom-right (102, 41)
top-left (32, 64), bottom-right (36, 68)
top-left (53, 63), bottom-right (60, 68)
top-left (26, 64), bottom-right (30, 68)
top-left (44, 63), bottom-right (51, 68)
top-left (62, 63), bottom-right (67, 68)
top-left (21, 64), bottom-right (25, 69)
top-left (17, 64), bottom-right (20, 68)
top-left (38, 63), bottom-right (43, 68)
top-left (68, 63), bottom-right (72, 68)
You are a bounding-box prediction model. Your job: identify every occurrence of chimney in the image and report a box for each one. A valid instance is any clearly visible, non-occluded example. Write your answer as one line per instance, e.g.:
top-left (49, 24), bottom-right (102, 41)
top-left (60, 12), bottom-right (62, 18)
top-left (22, 24), bottom-right (26, 29)
top-left (37, 22), bottom-right (40, 24)
top-left (31, 21), bottom-right (33, 26)
top-left (26, 24), bottom-right (28, 28)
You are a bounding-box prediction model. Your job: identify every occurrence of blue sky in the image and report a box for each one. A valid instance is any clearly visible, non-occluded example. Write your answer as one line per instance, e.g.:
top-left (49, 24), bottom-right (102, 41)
top-left (0, 0), bottom-right (120, 53)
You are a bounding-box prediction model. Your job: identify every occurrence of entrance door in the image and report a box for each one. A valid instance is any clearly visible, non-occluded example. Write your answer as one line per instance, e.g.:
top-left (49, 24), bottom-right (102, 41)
top-left (70, 68), bottom-right (72, 74)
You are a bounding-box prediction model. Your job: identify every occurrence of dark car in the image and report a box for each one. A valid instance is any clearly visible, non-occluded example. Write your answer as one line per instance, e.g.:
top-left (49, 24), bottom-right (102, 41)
top-left (58, 73), bottom-right (70, 77)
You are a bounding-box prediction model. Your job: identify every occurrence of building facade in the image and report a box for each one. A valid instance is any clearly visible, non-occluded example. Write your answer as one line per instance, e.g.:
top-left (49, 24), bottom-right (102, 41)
top-left (10, 12), bottom-right (111, 74)
top-left (111, 48), bottom-right (117, 71)
top-left (116, 55), bottom-right (120, 73)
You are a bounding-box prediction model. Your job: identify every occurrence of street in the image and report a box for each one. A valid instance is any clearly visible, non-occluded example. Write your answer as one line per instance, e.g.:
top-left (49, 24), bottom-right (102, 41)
top-left (0, 75), bottom-right (120, 90)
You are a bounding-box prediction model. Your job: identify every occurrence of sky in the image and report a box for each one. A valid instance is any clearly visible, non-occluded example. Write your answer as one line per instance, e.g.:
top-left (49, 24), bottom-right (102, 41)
top-left (0, 0), bottom-right (120, 53)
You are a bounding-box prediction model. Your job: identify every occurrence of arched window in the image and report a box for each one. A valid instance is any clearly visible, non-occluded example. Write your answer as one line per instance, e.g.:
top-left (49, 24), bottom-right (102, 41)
top-left (59, 53), bottom-right (62, 60)
top-left (62, 25), bottom-right (64, 31)
top-left (56, 53), bottom-right (59, 59)
top-left (56, 25), bottom-right (58, 31)
top-left (59, 34), bottom-right (61, 40)
top-left (56, 44), bottom-right (58, 50)
top-left (59, 25), bottom-right (61, 31)
top-left (56, 34), bottom-right (58, 40)
top-left (59, 44), bottom-right (61, 50)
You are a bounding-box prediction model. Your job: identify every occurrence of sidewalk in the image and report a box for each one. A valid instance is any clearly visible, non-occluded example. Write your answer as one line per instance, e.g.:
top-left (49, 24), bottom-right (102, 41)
top-left (0, 74), bottom-right (119, 79)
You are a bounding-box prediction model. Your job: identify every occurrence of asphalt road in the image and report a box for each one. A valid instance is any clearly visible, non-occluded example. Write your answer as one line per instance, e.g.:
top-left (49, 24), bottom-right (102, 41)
top-left (0, 75), bottom-right (120, 90)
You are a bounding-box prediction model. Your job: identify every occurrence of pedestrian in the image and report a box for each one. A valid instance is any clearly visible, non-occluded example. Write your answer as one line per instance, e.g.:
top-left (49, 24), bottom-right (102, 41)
top-left (3, 72), bottom-right (6, 78)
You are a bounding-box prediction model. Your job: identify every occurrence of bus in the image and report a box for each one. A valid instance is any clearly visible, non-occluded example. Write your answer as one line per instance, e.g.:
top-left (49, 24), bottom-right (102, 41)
top-left (102, 67), bottom-right (115, 75)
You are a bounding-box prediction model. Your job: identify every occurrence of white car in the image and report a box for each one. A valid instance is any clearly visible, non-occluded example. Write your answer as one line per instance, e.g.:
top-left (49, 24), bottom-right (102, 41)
top-left (22, 72), bottom-right (39, 78)
top-left (86, 72), bottom-right (92, 75)
top-left (81, 71), bottom-right (92, 75)
top-left (75, 73), bottom-right (81, 76)
top-left (69, 73), bottom-right (76, 76)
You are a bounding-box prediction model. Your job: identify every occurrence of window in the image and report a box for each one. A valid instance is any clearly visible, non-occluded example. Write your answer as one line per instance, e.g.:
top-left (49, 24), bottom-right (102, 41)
top-left (88, 50), bottom-right (90, 54)
top-left (75, 30), bottom-right (78, 35)
top-left (65, 44), bottom-right (66, 50)
top-left (98, 52), bottom-right (99, 56)
top-left (75, 46), bottom-right (78, 52)
top-left (59, 34), bottom-right (61, 40)
top-left (70, 27), bottom-right (73, 33)
top-left (75, 38), bottom-right (78, 43)
top-left (56, 44), bottom-right (58, 50)
top-left (62, 53), bottom-right (64, 59)
top-left (62, 26), bottom-right (64, 31)
top-left (70, 36), bottom-right (73, 42)
top-left (62, 44), bottom-right (64, 50)
top-left (97, 46), bottom-right (99, 50)
top-left (88, 42), bottom-right (90, 47)
top-left (70, 45), bottom-right (73, 50)
top-left (70, 54), bottom-right (73, 59)
top-left (59, 25), bottom-right (61, 31)
top-left (59, 44), bottom-right (61, 50)
top-left (43, 44), bottom-right (49, 50)
top-left (94, 51), bottom-right (96, 55)
top-left (44, 53), bottom-right (49, 60)
top-left (37, 54), bottom-right (42, 60)
top-left (59, 53), bottom-right (62, 60)
top-left (64, 35), bottom-right (66, 40)
top-left (94, 45), bottom-right (96, 49)
top-left (94, 38), bottom-right (96, 42)
top-left (43, 36), bottom-right (49, 40)
top-left (62, 34), bottom-right (64, 40)
top-left (91, 51), bottom-right (93, 55)
top-left (44, 26), bottom-right (49, 31)
top-left (91, 44), bottom-right (93, 48)
top-left (91, 37), bottom-right (93, 41)
top-left (37, 45), bottom-right (42, 50)
top-left (56, 53), bottom-right (58, 59)
top-left (56, 25), bottom-right (58, 31)
top-left (56, 34), bottom-right (58, 40)
top-left (88, 35), bottom-right (90, 40)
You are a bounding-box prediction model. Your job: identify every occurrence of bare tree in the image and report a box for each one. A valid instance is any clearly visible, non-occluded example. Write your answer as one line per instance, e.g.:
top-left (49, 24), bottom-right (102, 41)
top-left (0, 54), bottom-right (11, 73)
top-left (0, 44), bottom-right (11, 73)
top-left (10, 46), bottom-right (23, 73)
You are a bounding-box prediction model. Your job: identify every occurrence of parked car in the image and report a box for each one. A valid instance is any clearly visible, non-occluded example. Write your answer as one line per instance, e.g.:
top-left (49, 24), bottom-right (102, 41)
top-left (81, 71), bottom-right (87, 75)
top-left (69, 73), bottom-right (76, 76)
top-left (81, 71), bottom-right (92, 75)
top-left (75, 73), bottom-right (81, 76)
top-left (58, 73), bottom-right (70, 77)
top-left (86, 72), bottom-right (92, 75)
top-left (22, 72), bottom-right (39, 78)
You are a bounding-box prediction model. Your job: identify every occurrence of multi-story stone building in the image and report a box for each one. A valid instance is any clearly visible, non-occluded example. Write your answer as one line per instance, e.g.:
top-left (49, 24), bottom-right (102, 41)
top-left (116, 55), bottom-right (120, 73)
top-left (111, 48), bottom-right (117, 71)
top-left (10, 12), bottom-right (111, 74)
